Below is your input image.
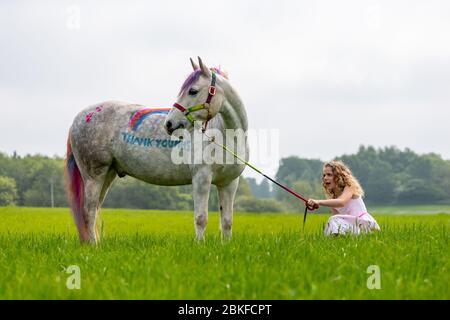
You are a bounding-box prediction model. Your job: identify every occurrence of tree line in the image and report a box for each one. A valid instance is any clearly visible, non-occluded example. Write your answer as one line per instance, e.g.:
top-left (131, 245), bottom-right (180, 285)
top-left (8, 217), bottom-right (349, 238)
top-left (273, 146), bottom-right (450, 211)
top-left (0, 145), bottom-right (449, 212)
top-left (0, 151), bottom-right (279, 212)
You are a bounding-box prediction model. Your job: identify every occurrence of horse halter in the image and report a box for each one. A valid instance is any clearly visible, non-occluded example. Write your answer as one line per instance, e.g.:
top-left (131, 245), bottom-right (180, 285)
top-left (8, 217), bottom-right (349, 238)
top-left (173, 71), bottom-right (217, 126)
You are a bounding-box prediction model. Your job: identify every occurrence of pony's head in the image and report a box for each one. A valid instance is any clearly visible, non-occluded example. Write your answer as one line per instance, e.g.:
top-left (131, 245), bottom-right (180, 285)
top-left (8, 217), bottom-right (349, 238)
top-left (164, 57), bottom-right (228, 135)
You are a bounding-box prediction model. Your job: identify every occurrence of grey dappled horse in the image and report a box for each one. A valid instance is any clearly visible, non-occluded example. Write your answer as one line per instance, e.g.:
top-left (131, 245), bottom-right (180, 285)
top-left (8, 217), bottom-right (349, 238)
top-left (65, 57), bottom-right (249, 243)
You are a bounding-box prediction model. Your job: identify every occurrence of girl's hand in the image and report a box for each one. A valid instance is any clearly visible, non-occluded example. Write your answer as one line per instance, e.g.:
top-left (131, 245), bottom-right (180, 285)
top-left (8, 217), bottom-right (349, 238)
top-left (307, 199), bottom-right (320, 209)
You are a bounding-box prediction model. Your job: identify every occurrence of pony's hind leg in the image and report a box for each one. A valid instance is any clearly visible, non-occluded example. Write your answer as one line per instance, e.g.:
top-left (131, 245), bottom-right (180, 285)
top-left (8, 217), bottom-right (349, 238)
top-left (217, 177), bottom-right (239, 240)
top-left (83, 179), bottom-right (103, 244)
top-left (98, 168), bottom-right (117, 206)
top-left (95, 167), bottom-right (117, 240)
top-left (82, 167), bottom-right (113, 244)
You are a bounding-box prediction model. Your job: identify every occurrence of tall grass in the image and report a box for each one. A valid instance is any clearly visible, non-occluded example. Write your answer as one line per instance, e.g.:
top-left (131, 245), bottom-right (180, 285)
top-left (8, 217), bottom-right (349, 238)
top-left (0, 207), bottom-right (448, 299)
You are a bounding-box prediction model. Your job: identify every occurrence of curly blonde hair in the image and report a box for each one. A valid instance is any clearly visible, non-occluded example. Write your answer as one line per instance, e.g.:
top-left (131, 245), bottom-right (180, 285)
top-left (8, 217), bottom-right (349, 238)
top-left (322, 160), bottom-right (365, 199)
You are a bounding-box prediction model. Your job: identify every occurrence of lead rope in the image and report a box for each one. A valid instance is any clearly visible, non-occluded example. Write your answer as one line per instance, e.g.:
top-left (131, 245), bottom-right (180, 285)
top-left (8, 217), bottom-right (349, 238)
top-left (200, 128), bottom-right (318, 230)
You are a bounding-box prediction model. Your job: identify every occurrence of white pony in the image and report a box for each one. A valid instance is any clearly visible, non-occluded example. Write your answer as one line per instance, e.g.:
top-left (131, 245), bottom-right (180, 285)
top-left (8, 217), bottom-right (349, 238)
top-left (65, 57), bottom-right (249, 243)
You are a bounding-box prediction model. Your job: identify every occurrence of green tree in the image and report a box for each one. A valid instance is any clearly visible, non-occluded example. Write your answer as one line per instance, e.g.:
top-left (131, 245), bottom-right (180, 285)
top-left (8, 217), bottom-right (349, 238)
top-left (104, 177), bottom-right (192, 210)
top-left (236, 176), bottom-right (253, 198)
top-left (247, 177), bottom-right (273, 199)
top-left (397, 178), bottom-right (446, 204)
top-left (0, 176), bottom-right (18, 206)
top-left (275, 179), bottom-right (324, 212)
top-left (364, 160), bottom-right (396, 204)
top-left (23, 158), bottom-right (66, 207)
top-left (235, 196), bottom-right (285, 213)
top-left (276, 157), bottom-right (323, 185)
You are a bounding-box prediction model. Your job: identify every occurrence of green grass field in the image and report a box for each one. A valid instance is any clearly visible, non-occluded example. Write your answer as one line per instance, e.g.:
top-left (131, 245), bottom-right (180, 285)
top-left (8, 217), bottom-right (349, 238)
top-left (0, 207), bottom-right (448, 299)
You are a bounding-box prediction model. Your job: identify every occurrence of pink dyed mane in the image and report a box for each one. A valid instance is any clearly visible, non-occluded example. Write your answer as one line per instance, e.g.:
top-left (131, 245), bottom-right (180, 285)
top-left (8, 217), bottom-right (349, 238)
top-left (179, 67), bottom-right (229, 96)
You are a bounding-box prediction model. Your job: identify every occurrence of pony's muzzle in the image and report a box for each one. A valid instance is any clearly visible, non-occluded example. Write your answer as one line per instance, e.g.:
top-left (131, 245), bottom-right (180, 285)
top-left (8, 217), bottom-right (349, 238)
top-left (165, 119), bottom-right (174, 135)
top-left (164, 119), bottom-right (184, 135)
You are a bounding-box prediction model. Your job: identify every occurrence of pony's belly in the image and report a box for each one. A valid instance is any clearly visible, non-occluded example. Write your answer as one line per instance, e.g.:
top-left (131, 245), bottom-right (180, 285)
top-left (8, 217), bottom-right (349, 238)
top-left (113, 108), bottom-right (193, 185)
top-left (114, 147), bottom-right (193, 185)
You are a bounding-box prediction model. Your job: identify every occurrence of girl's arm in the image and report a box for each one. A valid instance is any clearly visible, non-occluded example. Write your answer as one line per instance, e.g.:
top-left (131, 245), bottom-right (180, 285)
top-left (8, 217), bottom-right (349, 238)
top-left (308, 186), bottom-right (354, 208)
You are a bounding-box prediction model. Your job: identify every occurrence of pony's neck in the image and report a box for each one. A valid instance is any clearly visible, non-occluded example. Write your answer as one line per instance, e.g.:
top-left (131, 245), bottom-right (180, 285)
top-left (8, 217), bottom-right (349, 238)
top-left (217, 81), bottom-right (248, 131)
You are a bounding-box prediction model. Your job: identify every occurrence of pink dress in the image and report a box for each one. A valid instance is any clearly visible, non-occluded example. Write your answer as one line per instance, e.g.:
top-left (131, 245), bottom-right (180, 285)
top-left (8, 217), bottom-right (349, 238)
top-left (324, 197), bottom-right (380, 235)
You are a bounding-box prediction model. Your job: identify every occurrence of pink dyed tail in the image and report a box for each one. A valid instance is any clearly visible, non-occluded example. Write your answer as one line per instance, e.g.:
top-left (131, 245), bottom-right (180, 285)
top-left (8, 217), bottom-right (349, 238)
top-left (65, 136), bottom-right (89, 242)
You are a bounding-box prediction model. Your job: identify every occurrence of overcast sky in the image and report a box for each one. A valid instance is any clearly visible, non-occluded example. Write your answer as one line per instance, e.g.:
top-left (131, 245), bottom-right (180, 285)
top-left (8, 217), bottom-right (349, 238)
top-left (0, 1), bottom-right (449, 179)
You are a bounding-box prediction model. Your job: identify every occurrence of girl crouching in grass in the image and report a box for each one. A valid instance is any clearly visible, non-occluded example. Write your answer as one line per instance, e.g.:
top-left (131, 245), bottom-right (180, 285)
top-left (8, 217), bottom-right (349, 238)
top-left (307, 160), bottom-right (380, 236)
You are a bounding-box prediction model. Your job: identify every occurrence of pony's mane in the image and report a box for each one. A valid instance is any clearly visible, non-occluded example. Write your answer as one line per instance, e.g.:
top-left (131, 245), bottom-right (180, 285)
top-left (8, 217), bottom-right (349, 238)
top-left (211, 67), bottom-right (229, 79)
top-left (178, 67), bottom-right (229, 96)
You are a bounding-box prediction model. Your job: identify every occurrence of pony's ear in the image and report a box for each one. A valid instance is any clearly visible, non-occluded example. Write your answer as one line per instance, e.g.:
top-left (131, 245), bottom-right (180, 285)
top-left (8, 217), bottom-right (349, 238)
top-left (190, 57), bottom-right (199, 71)
top-left (198, 56), bottom-right (211, 77)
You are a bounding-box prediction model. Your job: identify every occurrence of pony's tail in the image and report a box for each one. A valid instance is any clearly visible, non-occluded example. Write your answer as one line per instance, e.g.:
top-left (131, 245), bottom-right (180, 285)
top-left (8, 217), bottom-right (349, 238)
top-left (64, 134), bottom-right (89, 242)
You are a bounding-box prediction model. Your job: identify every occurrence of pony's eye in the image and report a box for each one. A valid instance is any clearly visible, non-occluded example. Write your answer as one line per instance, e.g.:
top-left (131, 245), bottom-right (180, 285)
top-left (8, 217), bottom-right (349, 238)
top-left (188, 88), bottom-right (199, 96)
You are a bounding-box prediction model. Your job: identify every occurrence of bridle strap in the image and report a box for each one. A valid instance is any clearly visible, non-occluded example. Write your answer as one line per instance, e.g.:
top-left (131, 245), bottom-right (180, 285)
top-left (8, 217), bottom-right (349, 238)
top-left (173, 103), bottom-right (187, 113)
top-left (205, 72), bottom-right (216, 105)
top-left (173, 103), bottom-right (195, 123)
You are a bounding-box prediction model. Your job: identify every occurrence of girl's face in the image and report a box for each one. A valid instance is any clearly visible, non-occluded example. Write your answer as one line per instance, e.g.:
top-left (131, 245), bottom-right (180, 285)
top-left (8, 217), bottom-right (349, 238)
top-left (322, 166), bottom-right (336, 191)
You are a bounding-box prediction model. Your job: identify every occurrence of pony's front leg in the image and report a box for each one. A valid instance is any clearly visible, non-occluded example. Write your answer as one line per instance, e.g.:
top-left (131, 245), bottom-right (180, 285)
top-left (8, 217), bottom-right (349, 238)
top-left (192, 168), bottom-right (212, 241)
top-left (217, 177), bottom-right (239, 240)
